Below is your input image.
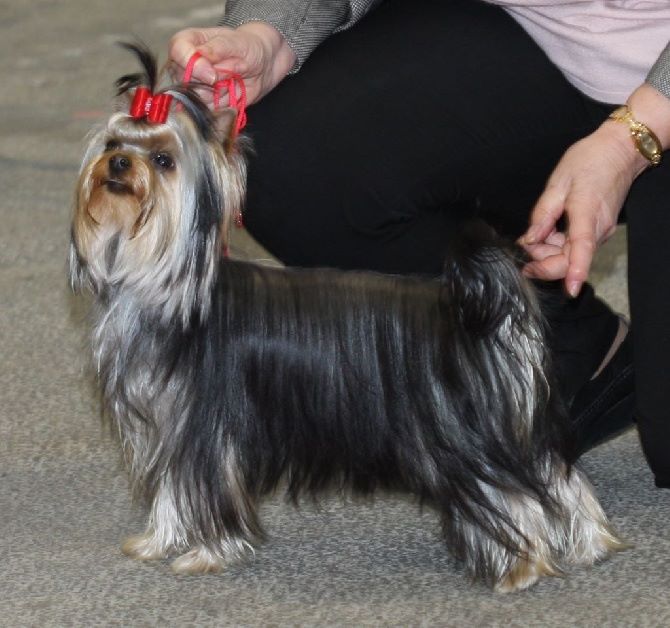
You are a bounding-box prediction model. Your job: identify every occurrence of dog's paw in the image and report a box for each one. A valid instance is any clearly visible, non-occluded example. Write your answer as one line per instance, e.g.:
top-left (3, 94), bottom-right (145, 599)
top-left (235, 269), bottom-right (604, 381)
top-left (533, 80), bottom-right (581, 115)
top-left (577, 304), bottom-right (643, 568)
top-left (494, 557), bottom-right (561, 593)
top-left (121, 531), bottom-right (170, 561)
top-left (565, 520), bottom-right (631, 566)
top-left (171, 545), bottom-right (225, 575)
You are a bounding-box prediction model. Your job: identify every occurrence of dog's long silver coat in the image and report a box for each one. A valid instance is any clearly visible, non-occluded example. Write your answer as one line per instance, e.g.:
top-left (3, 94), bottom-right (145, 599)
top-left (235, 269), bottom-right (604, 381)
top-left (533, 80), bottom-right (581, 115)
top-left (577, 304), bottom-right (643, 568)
top-left (69, 44), bottom-right (624, 591)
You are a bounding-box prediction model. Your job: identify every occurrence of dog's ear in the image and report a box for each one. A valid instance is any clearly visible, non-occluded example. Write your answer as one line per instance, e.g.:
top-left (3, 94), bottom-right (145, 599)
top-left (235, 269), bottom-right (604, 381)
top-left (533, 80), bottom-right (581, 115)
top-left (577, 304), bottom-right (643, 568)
top-left (211, 107), bottom-right (239, 151)
top-left (68, 240), bottom-right (92, 294)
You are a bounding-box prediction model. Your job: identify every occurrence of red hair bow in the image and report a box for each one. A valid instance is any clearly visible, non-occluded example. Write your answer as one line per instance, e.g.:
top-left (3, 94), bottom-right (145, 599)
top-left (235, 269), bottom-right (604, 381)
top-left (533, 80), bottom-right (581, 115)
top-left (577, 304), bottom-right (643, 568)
top-left (129, 87), bottom-right (173, 124)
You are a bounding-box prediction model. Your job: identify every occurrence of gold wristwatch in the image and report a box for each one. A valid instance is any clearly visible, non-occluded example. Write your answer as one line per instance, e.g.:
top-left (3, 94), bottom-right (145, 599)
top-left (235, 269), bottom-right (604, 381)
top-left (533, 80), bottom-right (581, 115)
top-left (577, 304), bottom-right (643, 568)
top-left (609, 105), bottom-right (662, 166)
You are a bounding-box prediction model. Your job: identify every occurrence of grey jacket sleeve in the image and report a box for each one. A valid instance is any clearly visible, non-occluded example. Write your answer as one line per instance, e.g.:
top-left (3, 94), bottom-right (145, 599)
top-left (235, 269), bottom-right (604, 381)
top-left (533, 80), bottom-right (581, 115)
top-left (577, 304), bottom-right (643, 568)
top-left (219, 0), bottom-right (382, 70)
top-left (646, 41), bottom-right (670, 99)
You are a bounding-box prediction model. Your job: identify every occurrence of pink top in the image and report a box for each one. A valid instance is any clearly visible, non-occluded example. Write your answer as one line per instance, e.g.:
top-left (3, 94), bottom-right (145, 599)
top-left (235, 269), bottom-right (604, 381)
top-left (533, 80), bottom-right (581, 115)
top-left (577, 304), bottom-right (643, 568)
top-left (487, 1), bottom-right (670, 103)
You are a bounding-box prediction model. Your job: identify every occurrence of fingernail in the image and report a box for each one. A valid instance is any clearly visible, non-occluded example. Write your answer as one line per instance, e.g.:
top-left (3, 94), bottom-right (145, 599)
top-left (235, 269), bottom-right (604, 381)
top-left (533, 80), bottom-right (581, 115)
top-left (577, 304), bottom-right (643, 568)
top-left (199, 66), bottom-right (216, 83)
top-left (190, 52), bottom-right (216, 83)
top-left (523, 227), bottom-right (538, 245)
top-left (567, 281), bottom-right (581, 298)
top-left (206, 69), bottom-right (217, 83)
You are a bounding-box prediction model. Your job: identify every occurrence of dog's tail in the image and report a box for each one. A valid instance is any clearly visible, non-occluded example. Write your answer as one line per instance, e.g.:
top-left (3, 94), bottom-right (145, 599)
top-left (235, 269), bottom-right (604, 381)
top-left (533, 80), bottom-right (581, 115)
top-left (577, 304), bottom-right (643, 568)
top-left (439, 221), bottom-right (563, 436)
top-left (440, 221), bottom-right (537, 338)
top-left (437, 222), bottom-right (574, 574)
top-left (439, 219), bottom-right (570, 476)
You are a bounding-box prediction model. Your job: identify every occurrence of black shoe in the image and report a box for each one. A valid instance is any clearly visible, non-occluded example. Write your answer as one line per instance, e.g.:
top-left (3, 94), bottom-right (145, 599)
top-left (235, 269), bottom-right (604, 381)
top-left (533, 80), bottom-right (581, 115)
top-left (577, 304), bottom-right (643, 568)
top-left (569, 330), bottom-right (635, 460)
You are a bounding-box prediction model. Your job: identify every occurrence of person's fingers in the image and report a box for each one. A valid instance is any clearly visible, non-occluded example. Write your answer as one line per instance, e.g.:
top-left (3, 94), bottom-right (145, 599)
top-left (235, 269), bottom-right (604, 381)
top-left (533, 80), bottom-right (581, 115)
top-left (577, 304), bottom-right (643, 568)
top-left (519, 228), bottom-right (566, 250)
top-left (199, 35), bottom-right (249, 76)
top-left (522, 241), bottom-right (564, 263)
top-left (193, 86), bottom-right (215, 106)
top-left (169, 29), bottom-right (219, 82)
top-left (522, 252), bottom-right (570, 282)
top-left (169, 29), bottom-right (202, 67)
top-left (543, 230), bottom-right (567, 247)
top-left (184, 52), bottom-right (217, 84)
top-left (563, 208), bottom-right (597, 297)
top-left (522, 181), bottom-right (569, 245)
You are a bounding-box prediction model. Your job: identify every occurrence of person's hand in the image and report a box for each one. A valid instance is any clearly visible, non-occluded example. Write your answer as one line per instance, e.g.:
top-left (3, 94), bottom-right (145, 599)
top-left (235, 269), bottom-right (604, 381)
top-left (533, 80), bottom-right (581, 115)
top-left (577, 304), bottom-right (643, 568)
top-left (521, 84), bottom-right (670, 297)
top-left (169, 23), bottom-right (297, 107)
top-left (520, 125), bottom-right (643, 296)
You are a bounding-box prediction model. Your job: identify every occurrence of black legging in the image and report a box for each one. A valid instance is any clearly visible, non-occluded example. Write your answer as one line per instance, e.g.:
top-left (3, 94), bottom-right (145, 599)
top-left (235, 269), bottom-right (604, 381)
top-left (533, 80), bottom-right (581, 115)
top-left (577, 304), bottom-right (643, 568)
top-left (626, 165), bottom-right (670, 487)
top-left (238, 0), bottom-right (669, 482)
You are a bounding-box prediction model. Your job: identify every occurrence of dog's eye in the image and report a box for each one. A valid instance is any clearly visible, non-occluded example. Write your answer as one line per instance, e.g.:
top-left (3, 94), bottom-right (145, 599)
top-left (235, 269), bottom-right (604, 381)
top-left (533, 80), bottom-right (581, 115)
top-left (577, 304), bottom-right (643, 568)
top-left (104, 139), bottom-right (120, 152)
top-left (152, 152), bottom-right (174, 170)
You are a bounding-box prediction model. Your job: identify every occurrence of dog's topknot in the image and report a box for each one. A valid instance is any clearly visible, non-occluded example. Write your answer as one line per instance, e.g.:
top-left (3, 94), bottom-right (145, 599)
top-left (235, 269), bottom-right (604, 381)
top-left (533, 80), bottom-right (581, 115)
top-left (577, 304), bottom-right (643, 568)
top-left (114, 41), bottom-right (221, 142)
top-left (116, 41), bottom-right (159, 95)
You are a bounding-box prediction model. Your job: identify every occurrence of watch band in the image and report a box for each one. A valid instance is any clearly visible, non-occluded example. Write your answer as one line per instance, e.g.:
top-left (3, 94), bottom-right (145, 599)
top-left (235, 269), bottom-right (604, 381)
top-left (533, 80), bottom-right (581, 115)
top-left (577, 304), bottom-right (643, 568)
top-left (609, 105), bottom-right (662, 166)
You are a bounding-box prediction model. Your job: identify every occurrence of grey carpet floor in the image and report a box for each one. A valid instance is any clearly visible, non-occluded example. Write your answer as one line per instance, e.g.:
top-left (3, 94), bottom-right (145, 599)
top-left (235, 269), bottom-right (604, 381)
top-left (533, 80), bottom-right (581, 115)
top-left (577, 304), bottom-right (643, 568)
top-left (1, 2), bottom-right (668, 626)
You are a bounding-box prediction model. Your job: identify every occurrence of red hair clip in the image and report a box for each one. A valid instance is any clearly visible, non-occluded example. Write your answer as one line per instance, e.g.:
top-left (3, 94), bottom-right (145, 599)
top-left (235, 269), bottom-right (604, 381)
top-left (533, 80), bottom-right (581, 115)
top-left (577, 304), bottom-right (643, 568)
top-left (129, 87), bottom-right (173, 124)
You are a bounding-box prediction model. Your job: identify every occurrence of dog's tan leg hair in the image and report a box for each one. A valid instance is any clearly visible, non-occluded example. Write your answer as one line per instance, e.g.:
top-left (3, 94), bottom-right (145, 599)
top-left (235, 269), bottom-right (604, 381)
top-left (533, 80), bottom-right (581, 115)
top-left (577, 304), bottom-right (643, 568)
top-left (122, 476), bottom-right (188, 561)
top-left (494, 555), bottom-right (562, 593)
top-left (170, 545), bottom-right (226, 575)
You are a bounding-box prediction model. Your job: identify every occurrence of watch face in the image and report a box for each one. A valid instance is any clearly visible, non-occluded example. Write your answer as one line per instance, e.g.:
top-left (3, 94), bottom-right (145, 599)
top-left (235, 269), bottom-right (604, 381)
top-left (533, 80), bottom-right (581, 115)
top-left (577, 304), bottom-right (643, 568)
top-left (636, 130), bottom-right (662, 164)
top-left (639, 131), bottom-right (659, 157)
top-left (610, 106), bottom-right (662, 165)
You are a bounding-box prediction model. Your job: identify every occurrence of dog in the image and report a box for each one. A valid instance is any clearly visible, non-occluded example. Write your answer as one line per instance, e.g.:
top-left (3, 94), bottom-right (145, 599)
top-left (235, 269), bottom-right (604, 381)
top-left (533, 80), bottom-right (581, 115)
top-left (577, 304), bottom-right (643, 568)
top-left (68, 43), bottom-right (625, 592)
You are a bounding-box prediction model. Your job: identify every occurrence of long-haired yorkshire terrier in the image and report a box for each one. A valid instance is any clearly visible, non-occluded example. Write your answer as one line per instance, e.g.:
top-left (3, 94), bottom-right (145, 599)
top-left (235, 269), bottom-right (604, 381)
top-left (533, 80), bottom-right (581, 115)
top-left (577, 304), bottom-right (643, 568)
top-left (69, 43), bottom-right (625, 592)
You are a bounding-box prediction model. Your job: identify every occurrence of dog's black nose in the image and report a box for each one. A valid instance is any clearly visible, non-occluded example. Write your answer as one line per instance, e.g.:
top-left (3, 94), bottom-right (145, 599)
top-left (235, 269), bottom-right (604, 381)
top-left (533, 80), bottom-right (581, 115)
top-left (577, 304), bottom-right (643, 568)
top-left (109, 154), bottom-right (132, 173)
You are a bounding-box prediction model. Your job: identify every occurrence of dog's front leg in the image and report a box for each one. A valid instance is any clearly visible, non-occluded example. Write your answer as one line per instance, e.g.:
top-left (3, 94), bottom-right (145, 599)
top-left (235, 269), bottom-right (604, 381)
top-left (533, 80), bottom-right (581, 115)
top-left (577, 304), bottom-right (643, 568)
top-left (169, 447), bottom-right (262, 575)
top-left (121, 446), bottom-right (262, 574)
top-left (121, 474), bottom-right (188, 562)
top-left (121, 477), bottom-right (260, 574)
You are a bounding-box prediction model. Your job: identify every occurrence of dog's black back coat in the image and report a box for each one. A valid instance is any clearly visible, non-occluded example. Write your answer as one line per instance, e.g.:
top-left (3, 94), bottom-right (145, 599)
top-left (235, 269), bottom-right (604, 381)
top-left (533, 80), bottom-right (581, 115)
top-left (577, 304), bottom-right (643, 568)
top-left (107, 232), bottom-right (565, 567)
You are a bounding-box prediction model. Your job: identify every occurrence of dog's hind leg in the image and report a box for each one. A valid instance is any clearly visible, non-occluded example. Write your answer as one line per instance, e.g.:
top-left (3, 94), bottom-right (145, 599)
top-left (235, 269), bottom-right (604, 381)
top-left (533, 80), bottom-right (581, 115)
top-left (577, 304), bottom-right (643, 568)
top-left (441, 484), bottom-right (564, 593)
top-left (550, 463), bottom-right (628, 567)
top-left (494, 462), bottom-right (628, 592)
top-left (448, 460), bottom-right (627, 593)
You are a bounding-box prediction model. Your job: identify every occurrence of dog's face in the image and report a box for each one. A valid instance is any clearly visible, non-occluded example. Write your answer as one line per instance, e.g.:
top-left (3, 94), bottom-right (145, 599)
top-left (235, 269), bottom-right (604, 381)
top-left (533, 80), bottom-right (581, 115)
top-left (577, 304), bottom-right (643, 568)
top-left (71, 111), bottom-right (196, 293)
top-left (71, 113), bottom-right (188, 296)
top-left (70, 103), bottom-right (245, 308)
top-left (78, 115), bottom-right (181, 238)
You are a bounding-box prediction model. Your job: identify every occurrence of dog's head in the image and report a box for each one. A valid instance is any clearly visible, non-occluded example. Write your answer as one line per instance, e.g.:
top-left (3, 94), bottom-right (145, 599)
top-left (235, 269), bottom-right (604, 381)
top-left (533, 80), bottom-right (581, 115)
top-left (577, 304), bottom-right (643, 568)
top-left (69, 42), bottom-right (246, 321)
